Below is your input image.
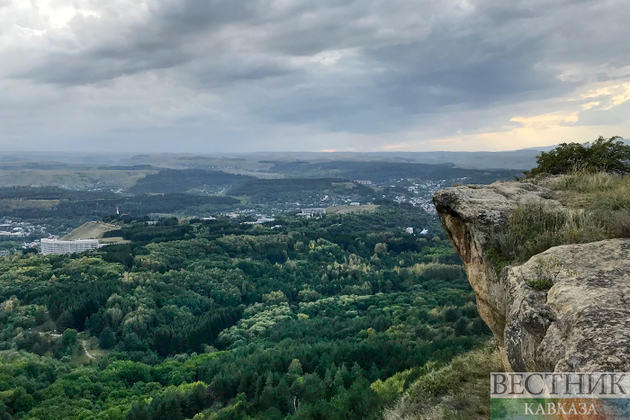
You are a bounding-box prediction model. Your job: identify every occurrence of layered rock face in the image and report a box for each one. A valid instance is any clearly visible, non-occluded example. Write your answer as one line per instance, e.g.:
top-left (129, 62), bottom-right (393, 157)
top-left (434, 182), bottom-right (630, 372)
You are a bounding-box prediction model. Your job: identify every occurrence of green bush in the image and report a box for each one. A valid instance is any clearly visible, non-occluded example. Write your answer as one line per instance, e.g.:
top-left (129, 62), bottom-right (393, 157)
top-left (525, 136), bottom-right (629, 178)
top-left (384, 342), bottom-right (503, 420)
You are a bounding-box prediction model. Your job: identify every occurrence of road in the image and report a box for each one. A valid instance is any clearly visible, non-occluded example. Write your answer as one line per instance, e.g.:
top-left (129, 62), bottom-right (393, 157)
top-left (37, 331), bottom-right (95, 360)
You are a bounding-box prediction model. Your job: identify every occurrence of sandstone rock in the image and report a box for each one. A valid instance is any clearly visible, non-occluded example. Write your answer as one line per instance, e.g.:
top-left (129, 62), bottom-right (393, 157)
top-left (434, 181), bottom-right (630, 372)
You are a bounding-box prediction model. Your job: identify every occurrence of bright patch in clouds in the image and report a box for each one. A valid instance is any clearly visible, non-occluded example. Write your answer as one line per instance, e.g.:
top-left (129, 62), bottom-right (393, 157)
top-left (612, 83), bottom-right (630, 107)
top-left (48, 8), bottom-right (78, 27)
top-left (578, 82), bottom-right (630, 110)
top-left (48, 8), bottom-right (100, 28)
top-left (510, 111), bottom-right (579, 129)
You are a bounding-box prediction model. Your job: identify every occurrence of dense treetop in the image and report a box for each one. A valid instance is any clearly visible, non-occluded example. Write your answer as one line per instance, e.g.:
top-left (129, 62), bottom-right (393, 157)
top-left (525, 136), bottom-right (630, 177)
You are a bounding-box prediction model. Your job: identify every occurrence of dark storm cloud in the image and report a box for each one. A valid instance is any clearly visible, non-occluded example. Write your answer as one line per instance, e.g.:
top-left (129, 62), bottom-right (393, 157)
top-left (154, 0), bottom-right (257, 31)
top-left (367, 31), bottom-right (564, 114)
top-left (2, 0), bottom-right (630, 151)
top-left (15, 0), bottom-right (259, 85)
top-left (17, 0), bottom-right (623, 92)
top-left (233, 0), bottom-right (630, 132)
top-left (20, 47), bottom-right (190, 85)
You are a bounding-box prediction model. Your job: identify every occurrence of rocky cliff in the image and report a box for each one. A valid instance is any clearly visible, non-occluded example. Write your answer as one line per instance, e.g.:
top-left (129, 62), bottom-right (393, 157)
top-left (433, 181), bottom-right (630, 372)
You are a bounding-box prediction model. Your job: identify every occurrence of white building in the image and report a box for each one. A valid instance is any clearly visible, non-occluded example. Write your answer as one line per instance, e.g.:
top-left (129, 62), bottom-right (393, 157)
top-left (350, 202), bottom-right (361, 206)
top-left (257, 217), bottom-right (276, 223)
top-left (298, 208), bottom-right (326, 218)
top-left (405, 227), bottom-right (414, 234)
top-left (41, 238), bottom-right (99, 255)
top-left (242, 217), bottom-right (276, 225)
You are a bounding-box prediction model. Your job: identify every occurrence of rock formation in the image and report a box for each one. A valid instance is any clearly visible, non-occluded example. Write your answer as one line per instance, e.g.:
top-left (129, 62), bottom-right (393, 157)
top-left (433, 182), bottom-right (630, 372)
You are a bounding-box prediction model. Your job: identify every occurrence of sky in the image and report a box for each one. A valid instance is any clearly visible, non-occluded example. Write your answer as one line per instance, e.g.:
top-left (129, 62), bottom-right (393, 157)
top-left (1, 0), bottom-right (629, 153)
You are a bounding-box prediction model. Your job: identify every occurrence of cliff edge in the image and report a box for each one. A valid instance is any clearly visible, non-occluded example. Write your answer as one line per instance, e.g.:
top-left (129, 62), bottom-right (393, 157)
top-left (433, 181), bottom-right (630, 372)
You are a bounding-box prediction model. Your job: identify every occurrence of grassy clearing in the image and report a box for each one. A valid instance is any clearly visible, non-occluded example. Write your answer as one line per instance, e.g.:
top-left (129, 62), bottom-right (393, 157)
top-left (0, 168), bottom-right (155, 189)
top-left (98, 237), bottom-right (131, 245)
top-left (62, 221), bottom-right (120, 240)
top-left (326, 204), bottom-right (379, 214)
top-left (383, 342), bottom-right (503, 420)
top-left (489, 171), bottom-right (630, 269)
top-left (0, 199), bottom-right (62, 210)
top-left (331, 182), bottom-right (358, 189)
top-left (547, 172), bottom-right (630, 239)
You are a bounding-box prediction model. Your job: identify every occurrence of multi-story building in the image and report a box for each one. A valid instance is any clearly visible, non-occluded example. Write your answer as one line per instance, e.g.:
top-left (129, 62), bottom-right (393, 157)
top-left (40, 238), bottom-right (99, 255)
top-left (298, 208), bottom-right (326, 218)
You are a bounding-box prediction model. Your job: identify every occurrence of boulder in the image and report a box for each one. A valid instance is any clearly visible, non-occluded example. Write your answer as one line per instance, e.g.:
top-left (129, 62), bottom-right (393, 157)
top-left (434, 181), bottom-right (630, 372)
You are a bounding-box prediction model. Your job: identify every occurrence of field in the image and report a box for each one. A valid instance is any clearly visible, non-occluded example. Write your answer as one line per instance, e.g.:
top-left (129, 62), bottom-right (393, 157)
top-left (0, 198), bottom-right (61, 210)
top-left (326, 204), bottom-right (379, 213)
top-left (0, 167), bottom-right (156, 189)
top-left (62, 221), bottom-right (120, 240)
top-left (97, 236), bottom-right (130, 245)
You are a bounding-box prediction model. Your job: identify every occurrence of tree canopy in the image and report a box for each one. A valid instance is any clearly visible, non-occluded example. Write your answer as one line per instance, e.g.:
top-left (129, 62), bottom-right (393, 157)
top-left (0, 203), bottom-right (493, 420)
top-left (525, 136), bottom-right (630, 177)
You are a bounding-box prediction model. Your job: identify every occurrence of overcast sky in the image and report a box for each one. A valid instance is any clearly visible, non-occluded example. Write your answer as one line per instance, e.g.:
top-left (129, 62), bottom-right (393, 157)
top-left (1, 0), bottom-right (629, 153)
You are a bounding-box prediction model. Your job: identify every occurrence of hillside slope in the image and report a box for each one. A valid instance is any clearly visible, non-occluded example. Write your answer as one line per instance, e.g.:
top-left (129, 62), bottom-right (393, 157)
top-left (62, 221), bottom-right (119, 240)
top-left (383, 343), bottom-right (503, 420)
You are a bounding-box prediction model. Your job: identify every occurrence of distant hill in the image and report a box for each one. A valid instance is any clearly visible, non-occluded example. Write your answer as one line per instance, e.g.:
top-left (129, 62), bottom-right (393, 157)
top-left (0, 187), bottom-right (240, 220)
top-left (229, 177), bottom-right (350, 196)
top-left (265, 161), bottom-right (523, 183)
top-left (128, 169), bottom-right (253, 194)
top-left (119, 150), bottom-right (542, 171)
top-left (255, 150), bottom-right (545, 170)
top-left (0, 152), bottom-right (133, 165)
top-left (228, 178), bottom-right (374, 205)
top-left (2, 142), bottom-right (628, 174)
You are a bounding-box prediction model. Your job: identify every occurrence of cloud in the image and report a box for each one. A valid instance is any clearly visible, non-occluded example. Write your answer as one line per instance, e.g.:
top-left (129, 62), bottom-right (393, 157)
top-left (575, 82), bottom-right (630, 110)
top-left (0, 0), bottom-right (628, 152)
top-left (510, 111), bottom-right (579, 129)
top-left (612, 83), bottom-right (630, 107)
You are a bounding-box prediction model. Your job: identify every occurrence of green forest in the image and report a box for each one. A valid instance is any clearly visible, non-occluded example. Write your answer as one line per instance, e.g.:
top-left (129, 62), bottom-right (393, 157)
top-left (264, 161), bottom-right (522, 183)
top-left (0, 203), bottom-right (490, 419)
